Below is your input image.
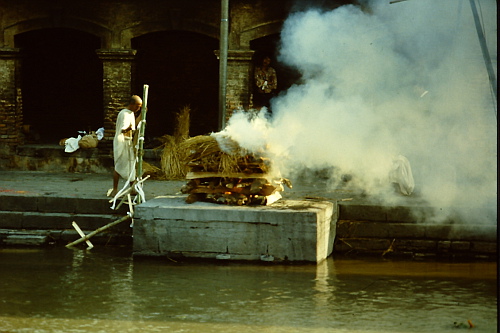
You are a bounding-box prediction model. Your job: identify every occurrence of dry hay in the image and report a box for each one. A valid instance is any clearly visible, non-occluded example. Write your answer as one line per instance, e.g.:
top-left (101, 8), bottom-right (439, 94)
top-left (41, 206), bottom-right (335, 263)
top-left (174, 105), bottom-right (190, 143)
top-left (180, 135), bottom-right (220, 160)
top-left (141, 161), bottom-right (165, 180)
top-left (154, 105), bottom-right (192, 180)
top-left (160, 135), bottom-right (188, 180)
top-left (218, 153), bottom-right (242, 173)
top-left (179, 135), bottom-right (252, 173)
top-left (180, 135), bottom-right (247, 159)
top-left (154, 105), bottom-right (261, 178)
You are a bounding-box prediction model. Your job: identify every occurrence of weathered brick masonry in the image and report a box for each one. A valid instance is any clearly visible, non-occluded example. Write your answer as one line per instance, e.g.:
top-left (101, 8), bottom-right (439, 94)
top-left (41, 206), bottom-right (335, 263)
top-left (0, 0), bottom-right (350, 157)
top-left (97, 49), bottom-right (138, 148)
top-left (0, 48), bottom-right (23, 147)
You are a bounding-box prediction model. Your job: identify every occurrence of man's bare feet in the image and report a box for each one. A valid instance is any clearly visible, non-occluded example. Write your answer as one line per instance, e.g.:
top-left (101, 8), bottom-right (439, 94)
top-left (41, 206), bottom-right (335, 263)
top-left (107, 189), bottom-right (118, 197)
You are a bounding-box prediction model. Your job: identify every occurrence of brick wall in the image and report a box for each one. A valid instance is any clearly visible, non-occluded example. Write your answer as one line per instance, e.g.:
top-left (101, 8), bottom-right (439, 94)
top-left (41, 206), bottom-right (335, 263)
top-left (0, 0), bottom-right (315, 152)
top-left (225, 50), bottom-right (255, 119)
top-left (0, 48), bottom-right (23, 147)
top-left (98, 49), bottom-right (137, 151)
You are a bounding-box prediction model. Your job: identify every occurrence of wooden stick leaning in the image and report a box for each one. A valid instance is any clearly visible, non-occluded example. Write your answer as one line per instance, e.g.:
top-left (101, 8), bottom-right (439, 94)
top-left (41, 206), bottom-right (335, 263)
top-left (136, 84), bottom-right (149, 204)
top-left (71, 221), bottom-right (94, 249)
top-left (68, 86), bottom-right (149, 248)
top-left (65, 215), bottom-right (131, 248)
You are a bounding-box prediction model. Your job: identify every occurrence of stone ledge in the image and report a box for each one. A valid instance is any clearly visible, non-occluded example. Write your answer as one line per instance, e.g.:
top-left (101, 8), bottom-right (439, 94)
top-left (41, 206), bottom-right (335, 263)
top-left (133, 196), bottom-right (336, 262)
top-left (0, 211), bottom-right (131, 232)
top-left (336, 220), bottom-right (497, 242)
top-left (0, 229), bottom-right (131, 247)
top-left (0, 195), bottom-right (128, 215)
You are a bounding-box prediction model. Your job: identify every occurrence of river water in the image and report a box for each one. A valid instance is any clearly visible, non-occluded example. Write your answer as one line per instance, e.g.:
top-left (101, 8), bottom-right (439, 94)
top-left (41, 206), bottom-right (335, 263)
top-left (0, 247), bottom-right (496, 333)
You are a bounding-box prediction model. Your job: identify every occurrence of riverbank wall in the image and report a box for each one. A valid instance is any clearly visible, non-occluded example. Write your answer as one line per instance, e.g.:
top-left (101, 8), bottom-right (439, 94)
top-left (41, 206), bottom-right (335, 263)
top-left (0, 145), bottom-right (496, 261)
top-left (0, 174), bottom-right (495, 261)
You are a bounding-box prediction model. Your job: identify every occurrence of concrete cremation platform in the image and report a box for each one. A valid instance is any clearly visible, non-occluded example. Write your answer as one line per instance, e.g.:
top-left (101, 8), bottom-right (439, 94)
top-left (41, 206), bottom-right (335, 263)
top-left (133, 196), bottom-right (336, 262)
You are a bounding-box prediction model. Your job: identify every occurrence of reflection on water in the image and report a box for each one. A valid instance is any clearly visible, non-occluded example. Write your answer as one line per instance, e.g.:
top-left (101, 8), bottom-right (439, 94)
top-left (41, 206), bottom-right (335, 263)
top-left (0, 247), bottom-right (496, 333)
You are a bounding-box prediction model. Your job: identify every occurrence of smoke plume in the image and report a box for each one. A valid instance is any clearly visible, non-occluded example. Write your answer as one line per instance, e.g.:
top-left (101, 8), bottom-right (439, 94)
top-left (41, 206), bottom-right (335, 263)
top-left (223, 0), bottom-right (497, 224)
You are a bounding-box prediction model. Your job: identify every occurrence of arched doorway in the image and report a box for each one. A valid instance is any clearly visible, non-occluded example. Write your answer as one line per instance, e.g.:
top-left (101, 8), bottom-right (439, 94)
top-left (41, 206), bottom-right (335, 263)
top-left (251, 34), bottom-right (301, 94)
top-left (15, 28), bottom-right (103, 144)
top-left (132, 31), bottom-right (219, 146)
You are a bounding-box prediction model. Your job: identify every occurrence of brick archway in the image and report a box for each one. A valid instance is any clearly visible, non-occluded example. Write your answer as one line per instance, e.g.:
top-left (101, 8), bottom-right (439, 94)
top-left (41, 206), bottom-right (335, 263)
top-left (3, 17), bottom-right (111, 49)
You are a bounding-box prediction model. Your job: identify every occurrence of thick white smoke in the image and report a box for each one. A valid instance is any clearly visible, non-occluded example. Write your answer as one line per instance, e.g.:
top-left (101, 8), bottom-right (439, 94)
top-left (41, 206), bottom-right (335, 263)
top-left (223, 0), bottom-right (497, 224)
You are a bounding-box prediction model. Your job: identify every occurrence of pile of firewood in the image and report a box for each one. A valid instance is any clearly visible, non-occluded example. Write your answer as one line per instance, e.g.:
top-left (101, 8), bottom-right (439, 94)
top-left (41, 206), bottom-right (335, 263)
top-left (180, 135), bottom-right (291, 205)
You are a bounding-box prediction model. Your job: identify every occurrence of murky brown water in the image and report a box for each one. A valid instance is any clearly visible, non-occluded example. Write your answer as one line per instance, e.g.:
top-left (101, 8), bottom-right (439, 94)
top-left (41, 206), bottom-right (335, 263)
top-left (0, 247), bottom-right (496, 332)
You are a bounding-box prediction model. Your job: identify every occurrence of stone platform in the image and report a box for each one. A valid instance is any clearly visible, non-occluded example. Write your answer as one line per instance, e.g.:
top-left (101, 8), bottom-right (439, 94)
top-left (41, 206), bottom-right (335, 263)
top-left (0, 170), bottom-right (496, 260)
top-left (133, 196), bottom-right (336, 262)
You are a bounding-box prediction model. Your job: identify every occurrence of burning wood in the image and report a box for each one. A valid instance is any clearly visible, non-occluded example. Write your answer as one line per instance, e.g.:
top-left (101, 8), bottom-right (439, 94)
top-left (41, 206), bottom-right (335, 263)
top-left (180, 135), bottom-right (291, 205)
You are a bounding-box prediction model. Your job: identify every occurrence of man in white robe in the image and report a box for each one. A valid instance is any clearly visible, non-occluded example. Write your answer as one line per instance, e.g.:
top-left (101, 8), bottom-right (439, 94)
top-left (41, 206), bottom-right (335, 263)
top-left (109, 95), bottom-right (142, 197)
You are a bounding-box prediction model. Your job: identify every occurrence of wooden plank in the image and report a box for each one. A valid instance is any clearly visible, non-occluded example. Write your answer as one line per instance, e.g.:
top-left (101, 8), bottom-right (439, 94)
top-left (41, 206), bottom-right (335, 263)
top-left (185, 172), bottom-right (269, 180)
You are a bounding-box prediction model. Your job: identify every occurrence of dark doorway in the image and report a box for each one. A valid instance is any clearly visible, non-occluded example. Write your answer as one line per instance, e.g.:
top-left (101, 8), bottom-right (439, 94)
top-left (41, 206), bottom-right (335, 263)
top-left (251, 34), bottom-right (301, 94)
top-left (15, 28), bottom-right (103, 144)
top-left (132, 31), bottom-right (219, 146)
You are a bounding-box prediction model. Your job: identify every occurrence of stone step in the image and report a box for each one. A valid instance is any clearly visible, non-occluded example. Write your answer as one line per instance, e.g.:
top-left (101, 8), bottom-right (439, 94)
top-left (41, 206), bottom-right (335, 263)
top-left (1, 231), bottom-right (48, 246)
top-left (0, 195), bottom-right (127, 215)
top-left (334, 220), bottom-right (496, 258)
top-left (338, 202), bottom-right (434, 223)
top-left (336, 220), bottom-right (497, 242)
top-left (5, 145), bottom-right (161, 173)
top-left (0, 194), bottom-right (133, 246)
top-left (0, 229), bottom-right (132, 247)
top-left (0, 211), bottom-right (132, 233)
top-left (12, 145), bottom-right (112, 173)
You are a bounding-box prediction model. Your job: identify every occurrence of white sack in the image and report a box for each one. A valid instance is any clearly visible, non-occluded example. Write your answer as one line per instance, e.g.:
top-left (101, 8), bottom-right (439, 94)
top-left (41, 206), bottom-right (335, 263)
top-left (389, 155), bottom-right (415, 196)
top-left (64, 135), bottom-right (81, 153)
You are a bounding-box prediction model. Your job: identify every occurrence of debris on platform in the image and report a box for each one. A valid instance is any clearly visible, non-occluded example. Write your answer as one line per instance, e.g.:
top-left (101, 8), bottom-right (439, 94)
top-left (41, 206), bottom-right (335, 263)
top-left (60, 127), bottom-right (105, 153)
top-left (179, 134), bottom-right (291, 205)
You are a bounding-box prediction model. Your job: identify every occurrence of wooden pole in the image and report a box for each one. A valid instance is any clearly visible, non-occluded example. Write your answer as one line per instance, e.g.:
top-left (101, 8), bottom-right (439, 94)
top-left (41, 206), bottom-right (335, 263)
top-left (71, 221), bottom-right (94, 249)
top-left (65, 215), bottom-right (132, 248)
top-left (218, 0), bottom-right (229, 130)
top-left (136, 84), bottom-right (149, 204)
top-left (469, 0), bottom-right (497, 117)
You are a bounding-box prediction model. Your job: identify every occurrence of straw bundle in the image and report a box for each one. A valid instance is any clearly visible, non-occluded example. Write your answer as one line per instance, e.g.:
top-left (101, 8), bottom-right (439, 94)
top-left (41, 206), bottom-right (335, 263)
top-left (156, 105), bottom-right (192, 179)
top-left (160, 135), bottom-right (188, 179)
top-left (156, 104), bottom-right (267, 178)
top-left (179, 135), bottom-right (251, 173)
top-left (174, 105), bottom-right (190, 143)
top-left (141, 161), bottom-right (165, 180)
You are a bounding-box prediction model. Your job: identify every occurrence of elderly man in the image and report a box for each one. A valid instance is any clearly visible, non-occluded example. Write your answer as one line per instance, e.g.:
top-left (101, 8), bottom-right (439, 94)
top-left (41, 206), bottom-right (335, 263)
top-left (109, 95), bottom-right (142, 197)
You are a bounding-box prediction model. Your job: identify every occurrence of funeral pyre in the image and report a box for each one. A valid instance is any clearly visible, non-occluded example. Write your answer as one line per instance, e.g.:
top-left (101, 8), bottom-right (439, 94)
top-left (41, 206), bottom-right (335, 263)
top-left (179, 134), bottom-right (291, 205)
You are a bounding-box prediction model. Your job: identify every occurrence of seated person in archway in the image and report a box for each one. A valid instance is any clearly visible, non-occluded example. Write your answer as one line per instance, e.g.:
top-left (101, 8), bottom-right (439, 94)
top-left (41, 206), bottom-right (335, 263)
top-left (254, 55), bottom-right (277, 114)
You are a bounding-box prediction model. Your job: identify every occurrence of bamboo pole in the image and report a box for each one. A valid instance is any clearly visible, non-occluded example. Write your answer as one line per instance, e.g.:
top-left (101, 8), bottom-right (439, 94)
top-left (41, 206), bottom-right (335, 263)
top-left (71, 221), bottom-right (94, 249)
top-left (136, 84), bottom-right (149, 203)
top-left (65, 215), bottom-right (132, 248)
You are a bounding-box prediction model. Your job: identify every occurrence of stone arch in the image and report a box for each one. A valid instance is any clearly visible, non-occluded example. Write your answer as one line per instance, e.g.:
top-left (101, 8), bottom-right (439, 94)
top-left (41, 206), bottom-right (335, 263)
top-left (4, 17), bottom-right (112, 48)
top-left (240, 20), bottom-right (283, 50)
top-left (119, 20), bottom-right (219, 49)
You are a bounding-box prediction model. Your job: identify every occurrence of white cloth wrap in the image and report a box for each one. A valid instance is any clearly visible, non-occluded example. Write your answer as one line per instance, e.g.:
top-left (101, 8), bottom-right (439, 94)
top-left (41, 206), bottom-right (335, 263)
top-left (113, 109), bottom-right (136, 179)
